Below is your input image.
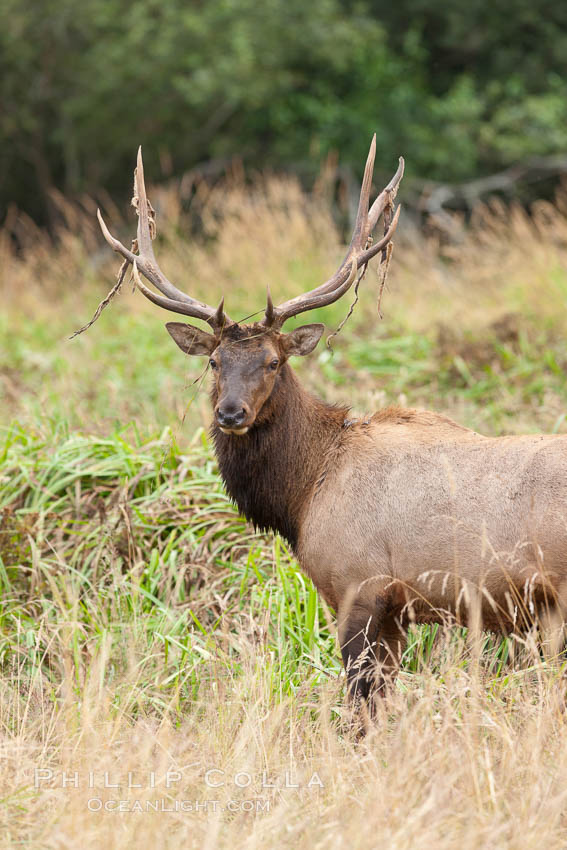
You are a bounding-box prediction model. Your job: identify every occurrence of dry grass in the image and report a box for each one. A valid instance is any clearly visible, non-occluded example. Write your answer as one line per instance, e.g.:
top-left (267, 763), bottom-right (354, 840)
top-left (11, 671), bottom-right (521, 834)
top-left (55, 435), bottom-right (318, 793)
top-left (2, 171), bottom-right (567, 847)
top-left (3, 614), bottom-right (567, 848)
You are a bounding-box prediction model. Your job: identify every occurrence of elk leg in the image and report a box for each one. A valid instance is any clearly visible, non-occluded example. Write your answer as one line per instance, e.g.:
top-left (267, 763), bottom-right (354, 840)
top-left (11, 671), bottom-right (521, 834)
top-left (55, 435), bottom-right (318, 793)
top-left (376, 616), bottom-right (407, 686)
top-left (339, 595), bottom-right (390, 706)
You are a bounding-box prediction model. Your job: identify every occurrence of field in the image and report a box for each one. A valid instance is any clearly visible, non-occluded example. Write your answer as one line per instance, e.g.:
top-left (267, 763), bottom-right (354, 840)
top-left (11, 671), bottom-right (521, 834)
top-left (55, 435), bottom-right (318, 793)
top-left (2, 174), bottom-right (567, 848)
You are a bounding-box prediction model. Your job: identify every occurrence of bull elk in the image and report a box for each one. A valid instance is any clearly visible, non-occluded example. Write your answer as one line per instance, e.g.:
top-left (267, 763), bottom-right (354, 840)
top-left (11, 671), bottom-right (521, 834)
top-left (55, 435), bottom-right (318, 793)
top-left (79, 138), bottom-right (567, 715)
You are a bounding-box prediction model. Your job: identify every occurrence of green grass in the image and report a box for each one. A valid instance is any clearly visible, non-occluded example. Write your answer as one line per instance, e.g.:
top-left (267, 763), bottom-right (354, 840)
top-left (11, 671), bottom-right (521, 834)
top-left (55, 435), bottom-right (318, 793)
top-left (0, 421), bottom-right (343, 719)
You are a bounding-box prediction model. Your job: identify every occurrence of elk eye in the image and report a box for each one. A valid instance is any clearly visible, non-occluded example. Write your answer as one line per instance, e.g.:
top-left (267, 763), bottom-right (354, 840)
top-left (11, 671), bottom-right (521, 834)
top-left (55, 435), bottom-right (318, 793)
top-left (209, 358), bottom-right (217, 370)
top-left (269, 359), bottom-right (279, 370)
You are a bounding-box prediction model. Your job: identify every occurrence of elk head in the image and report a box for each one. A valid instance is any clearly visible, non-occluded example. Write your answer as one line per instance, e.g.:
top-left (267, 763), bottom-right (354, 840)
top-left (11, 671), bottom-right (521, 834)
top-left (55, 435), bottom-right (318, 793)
top-left (165, 320), bottom-right (325, 434)
top-left (88, 139), bottom-right (404, 435)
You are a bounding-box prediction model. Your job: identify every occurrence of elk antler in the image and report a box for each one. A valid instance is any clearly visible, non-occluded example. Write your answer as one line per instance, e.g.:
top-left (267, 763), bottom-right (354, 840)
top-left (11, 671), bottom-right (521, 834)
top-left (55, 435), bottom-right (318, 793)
top-left (262, 136), bottom-right (404, 329)
top-left (96, 147), bottom-right (232, 332)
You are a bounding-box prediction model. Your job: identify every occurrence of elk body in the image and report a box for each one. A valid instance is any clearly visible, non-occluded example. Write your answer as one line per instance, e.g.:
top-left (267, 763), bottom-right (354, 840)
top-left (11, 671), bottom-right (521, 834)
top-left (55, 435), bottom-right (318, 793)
top-left (82, 139), bottom-right (567, 710)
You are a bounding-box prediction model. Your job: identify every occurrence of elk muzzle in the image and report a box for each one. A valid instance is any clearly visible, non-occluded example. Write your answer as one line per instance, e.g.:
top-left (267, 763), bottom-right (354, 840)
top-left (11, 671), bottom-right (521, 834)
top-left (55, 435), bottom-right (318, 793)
top-left (215, 399), bottom-right (252, 435)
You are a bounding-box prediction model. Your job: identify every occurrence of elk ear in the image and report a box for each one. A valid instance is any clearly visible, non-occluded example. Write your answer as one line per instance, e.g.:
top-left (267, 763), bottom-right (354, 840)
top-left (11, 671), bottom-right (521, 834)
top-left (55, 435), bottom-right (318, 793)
top-left (166, 322), bottom-right (217, 356)
top-left (281, 323), bottom-right (324, 358)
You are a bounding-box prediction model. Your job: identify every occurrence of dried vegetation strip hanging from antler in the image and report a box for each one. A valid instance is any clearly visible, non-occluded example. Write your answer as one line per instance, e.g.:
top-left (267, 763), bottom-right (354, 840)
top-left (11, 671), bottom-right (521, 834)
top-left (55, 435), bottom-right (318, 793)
top-left (70, 162), bottom-right (158, 339)
top-left (69, 247), bottom-right (135, 339)
top-left (326, 181), bottom-right (399, 349)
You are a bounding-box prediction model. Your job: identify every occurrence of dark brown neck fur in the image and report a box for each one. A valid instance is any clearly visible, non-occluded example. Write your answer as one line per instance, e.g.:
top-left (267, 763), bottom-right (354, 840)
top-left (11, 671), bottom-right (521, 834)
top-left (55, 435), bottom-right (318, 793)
top-left (211, 364), bottom-right (348, 551)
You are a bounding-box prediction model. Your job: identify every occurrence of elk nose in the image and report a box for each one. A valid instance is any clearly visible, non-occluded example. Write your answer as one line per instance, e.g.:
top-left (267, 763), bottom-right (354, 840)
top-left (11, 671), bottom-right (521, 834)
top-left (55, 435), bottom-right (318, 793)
top-left (216, 403), bottom-right (248, 428)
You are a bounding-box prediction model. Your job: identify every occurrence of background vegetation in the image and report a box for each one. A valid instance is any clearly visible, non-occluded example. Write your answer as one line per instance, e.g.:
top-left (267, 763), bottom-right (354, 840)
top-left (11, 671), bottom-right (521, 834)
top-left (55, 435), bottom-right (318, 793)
top-left (2, 166), bottom-right (567, 845)
top-left (2, 0), bottom-right (567, 225)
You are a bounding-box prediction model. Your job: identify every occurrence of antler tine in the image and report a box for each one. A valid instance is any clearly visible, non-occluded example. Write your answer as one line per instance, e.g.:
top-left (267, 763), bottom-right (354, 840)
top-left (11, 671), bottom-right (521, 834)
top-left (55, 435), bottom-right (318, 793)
top-left (265, 286), bottom-right (275, 325)
top-left (134, 145), bottom-right (155, 259)
top-left (351, 133), bottom-right (376, 252)
top-left (367, 156), bottom-right (405, 232)
top-left (358, 203), bottom-right (401, 265)
top-left (96, 148), bottom-right (233, 331)
top-left (263, 138), bottom-right (403, 328)
top-left (213, 296), bottom-right (228, 330)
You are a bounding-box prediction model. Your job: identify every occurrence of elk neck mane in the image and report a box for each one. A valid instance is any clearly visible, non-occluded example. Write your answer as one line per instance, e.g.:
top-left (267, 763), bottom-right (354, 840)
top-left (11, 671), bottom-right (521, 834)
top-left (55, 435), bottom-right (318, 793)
top-left (211, 362), bottom-right (348, 551)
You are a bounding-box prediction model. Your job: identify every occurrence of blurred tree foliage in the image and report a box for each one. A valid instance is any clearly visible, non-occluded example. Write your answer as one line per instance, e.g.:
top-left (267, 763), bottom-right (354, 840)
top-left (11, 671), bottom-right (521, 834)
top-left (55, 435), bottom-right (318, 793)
top-left (1, 0), bottom-right (566, 223)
